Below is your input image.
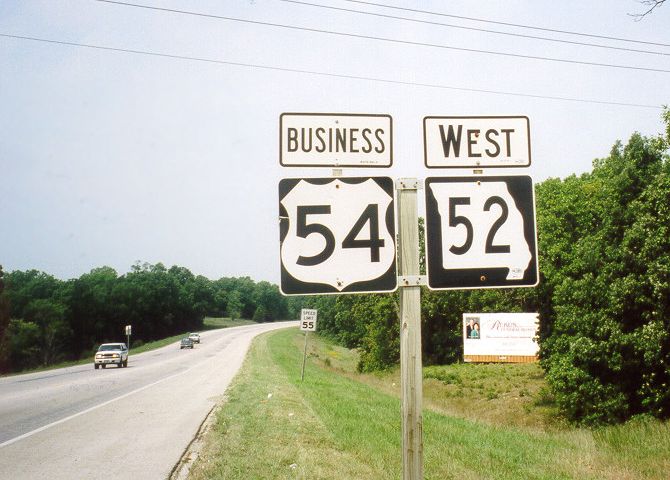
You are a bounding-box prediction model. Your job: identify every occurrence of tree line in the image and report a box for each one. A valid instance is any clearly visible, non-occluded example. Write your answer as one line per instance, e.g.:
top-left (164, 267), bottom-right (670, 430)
top-left (304, 112), bottom-right (670, 425)
top-left (0, 263), bottom-right (301, 373)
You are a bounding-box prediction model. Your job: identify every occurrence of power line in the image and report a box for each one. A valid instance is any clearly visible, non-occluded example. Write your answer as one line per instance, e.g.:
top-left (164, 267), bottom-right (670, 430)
top-left (92, 0), bottom-right (670, 74)
top-left (342, 0), bottom-right (670, 48)
top-left (0, 33), bottom-right (662, 110)
top-left (279, 0), bottom-right (669, 57)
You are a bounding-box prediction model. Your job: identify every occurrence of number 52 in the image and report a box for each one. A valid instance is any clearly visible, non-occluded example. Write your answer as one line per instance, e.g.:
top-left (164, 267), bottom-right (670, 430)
top-left (448, 196), bottom-right (511, 255)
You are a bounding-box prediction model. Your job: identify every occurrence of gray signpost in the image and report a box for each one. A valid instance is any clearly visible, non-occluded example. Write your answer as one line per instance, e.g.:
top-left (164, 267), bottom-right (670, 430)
top-left (300, 309), bottom-right (317, 381)
top-left (125, 324), bottom-right (131, 351)
top-left (396, 178), bottom-right (423, 479)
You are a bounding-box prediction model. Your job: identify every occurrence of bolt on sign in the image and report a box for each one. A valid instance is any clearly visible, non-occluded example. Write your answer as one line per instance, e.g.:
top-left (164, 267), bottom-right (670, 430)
top-left (423, 116), bottom-right (531, 168)
top-left (424, 175), bottom-right (539, 290)
top-left (280, 113), bottom-right (393, 167)
top-left (279, 177), bottom-right (397, 295)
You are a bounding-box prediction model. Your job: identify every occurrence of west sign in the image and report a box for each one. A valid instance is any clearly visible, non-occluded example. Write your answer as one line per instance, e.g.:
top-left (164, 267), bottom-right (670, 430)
top-left (424, 116), bottom-right (531, 168)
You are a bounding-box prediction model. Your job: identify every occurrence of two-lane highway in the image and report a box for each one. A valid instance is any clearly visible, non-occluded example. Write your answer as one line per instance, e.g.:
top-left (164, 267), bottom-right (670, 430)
top-left (0, 321), bottom-right (296, 479)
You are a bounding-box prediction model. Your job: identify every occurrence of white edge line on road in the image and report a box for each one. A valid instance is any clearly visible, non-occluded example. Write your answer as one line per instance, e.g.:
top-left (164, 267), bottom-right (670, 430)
top-left (0, 322), bottom-right (297, 449)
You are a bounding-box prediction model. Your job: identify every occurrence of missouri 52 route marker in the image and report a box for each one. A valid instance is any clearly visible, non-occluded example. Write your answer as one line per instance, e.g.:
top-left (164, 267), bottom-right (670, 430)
top-left (424, 175), bottom-right (538, 290)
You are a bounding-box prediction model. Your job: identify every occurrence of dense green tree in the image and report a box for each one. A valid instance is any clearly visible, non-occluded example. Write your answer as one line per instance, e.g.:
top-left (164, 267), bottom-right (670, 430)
top-left (226, 290), bottom-right (243, 320)
top-left (541, 129), bottom-right (669, 424)
top-left (68, 266), bottom-right (120, 357)
top-left (23, 299), bottom-right (71, 366)
top-left (2, 263), bottom-right (289, 372)
top-left (252, 281), bottom-right (287, 322)
top-left (7, 319), bottom-right (40, 370)
top-left (5, 269), bottom-right (61, 319)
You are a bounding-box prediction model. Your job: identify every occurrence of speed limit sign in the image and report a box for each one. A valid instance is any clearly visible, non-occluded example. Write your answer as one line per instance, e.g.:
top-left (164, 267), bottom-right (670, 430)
top-left (300, 309), bottom-right (318, 331)
top-left (279, 177), bottom-right (397, 295)
top-left (425, 175), bottom-right (538, 289)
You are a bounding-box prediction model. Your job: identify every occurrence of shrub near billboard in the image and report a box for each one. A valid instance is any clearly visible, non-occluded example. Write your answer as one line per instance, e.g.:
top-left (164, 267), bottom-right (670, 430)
top-left (463, 313), bottom-right (539, 363)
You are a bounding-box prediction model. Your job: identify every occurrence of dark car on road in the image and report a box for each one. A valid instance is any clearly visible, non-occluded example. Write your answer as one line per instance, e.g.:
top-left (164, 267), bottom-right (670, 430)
top-left (180, 338), bottom-right (194, 349)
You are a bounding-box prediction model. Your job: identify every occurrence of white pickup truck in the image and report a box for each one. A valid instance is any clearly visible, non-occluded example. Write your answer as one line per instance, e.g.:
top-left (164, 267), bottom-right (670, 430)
top-left (94, 343), bottom-right (129, 369)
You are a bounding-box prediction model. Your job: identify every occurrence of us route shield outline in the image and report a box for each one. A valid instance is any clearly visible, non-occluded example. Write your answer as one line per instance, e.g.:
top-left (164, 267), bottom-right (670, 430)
top-left (279, 177), bottom-right (397, 295)
top-left (425, 175), bottom-right (538, 290)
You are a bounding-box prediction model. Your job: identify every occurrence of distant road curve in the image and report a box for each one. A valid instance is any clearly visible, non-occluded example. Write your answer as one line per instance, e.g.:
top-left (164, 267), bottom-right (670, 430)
top-left (0, 321), bottom-right (297, 480)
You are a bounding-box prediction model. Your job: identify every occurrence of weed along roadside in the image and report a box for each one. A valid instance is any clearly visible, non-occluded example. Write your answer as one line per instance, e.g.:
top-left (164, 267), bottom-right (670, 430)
top-left (188, 328), bottom-right (670, 480)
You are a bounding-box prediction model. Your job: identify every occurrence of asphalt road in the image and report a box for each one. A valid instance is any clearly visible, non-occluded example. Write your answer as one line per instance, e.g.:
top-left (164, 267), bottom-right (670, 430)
top-left (0, 321), bottom-right (297, 479)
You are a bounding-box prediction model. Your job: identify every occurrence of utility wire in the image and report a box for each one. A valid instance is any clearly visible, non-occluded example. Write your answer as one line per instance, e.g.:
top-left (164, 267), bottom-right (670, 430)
top-left (92, 0), bottom-right (670, 74)
top-left (342, 0), bottom-right (670, 48)
top-left (279, 0), bottom-right (669, 56)
top-left (0, 33), bottom-right (662, 110)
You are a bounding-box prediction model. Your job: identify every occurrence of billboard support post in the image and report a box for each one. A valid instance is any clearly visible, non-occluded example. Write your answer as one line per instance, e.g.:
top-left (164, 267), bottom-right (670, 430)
top-left (397, 178), bottom-right (423, 480)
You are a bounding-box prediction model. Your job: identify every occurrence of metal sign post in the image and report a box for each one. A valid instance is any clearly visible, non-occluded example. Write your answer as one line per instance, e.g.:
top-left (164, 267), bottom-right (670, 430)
top-left (125, 325), bottom-right (131, 351)
top-left (301, 331), bottom-right (309, 382)
top-left (299, 309), bottom-right (317, 381)
top-left (396, 178), bottom-right (423, 480)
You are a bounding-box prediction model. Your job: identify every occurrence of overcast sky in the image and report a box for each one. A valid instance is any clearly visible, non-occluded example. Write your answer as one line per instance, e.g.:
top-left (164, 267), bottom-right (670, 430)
top-left (1, 0), bottom-right (669, 284)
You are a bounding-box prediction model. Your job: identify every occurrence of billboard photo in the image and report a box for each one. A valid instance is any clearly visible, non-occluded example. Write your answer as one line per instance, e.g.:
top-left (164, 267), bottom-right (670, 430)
top-left (463, 313), bottom-right (539, 363)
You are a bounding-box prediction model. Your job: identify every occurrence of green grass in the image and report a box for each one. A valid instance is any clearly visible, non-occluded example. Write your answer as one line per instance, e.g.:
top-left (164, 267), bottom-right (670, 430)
top-left (190, 328), bottom-right (670, 480)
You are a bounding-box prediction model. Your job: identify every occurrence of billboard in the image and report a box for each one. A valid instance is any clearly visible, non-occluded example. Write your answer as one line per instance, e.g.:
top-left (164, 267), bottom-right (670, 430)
top-left (463, 312), bottom-right (539, 362)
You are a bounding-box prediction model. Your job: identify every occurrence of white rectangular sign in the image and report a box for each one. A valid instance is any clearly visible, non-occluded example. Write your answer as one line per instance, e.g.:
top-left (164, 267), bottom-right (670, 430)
top-left (300, 309), bottom-right (318, 331)
top-left (280, 113), bottom-right (393, 167)
top-left (424, 116), bottom-right (530, 168)
top-left (125, 325), bottom-right (132, 335)
top-left (463, 313), bottom-right (539, 357)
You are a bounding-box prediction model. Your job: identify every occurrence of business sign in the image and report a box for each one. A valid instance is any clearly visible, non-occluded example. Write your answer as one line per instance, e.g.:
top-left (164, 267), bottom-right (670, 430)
top-left (279, 177), bottom-right (397, 295)
top-left (280, 113), bottom-right (393, 167)
top-left (424, 116), bottom-right (530, 168)
top-left (463, 313), bottom-right (539, 360)
top-left (300, 309), bottom-right (318, 331)
top-left (425, 175), bottom-right (538, 289)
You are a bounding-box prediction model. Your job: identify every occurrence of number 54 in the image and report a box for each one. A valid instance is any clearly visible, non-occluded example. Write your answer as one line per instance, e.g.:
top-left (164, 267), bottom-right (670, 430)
top-left (296, 204), bottom-right (385, 266)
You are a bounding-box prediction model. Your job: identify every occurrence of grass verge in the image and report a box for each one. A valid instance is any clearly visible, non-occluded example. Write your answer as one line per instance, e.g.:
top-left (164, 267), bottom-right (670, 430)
top-left (190, 328), bottom-right (670, 480)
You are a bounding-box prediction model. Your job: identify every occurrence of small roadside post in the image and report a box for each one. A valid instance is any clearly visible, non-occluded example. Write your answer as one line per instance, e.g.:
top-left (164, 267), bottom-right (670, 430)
top-left (125, 324), bottom-right (132, 351)
top-left (299, 309), bottom-right (317, 381)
